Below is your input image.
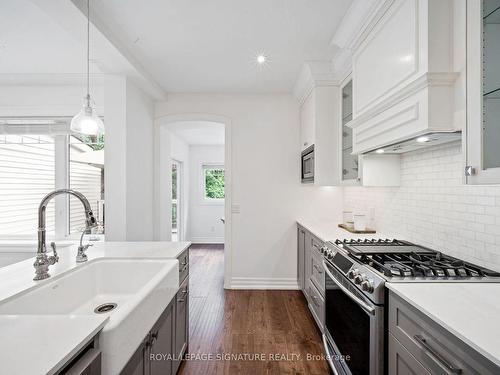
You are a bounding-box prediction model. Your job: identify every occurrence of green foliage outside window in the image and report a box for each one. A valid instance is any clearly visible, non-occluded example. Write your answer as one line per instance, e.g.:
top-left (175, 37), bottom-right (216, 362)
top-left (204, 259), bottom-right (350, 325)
top-left (205, 168), bottom-right (225, 199)
top-left (72, 133), bottom-right (105, 151)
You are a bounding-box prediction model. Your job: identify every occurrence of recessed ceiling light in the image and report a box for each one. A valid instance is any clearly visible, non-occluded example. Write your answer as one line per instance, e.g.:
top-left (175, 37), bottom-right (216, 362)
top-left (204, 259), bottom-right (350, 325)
top-left (416, 136), bottom-right (430, 143)
top-left (256, 54), bottom-right (267, 64)
top-left (375, 149), bottom-right (385, 154)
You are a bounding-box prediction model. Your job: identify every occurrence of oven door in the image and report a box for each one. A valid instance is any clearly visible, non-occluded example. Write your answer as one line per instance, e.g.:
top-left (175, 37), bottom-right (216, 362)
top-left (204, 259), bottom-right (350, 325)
top-left (322, 260), bottom-right (384, 375)
top-left (301, 147), bottom-right (314, 182)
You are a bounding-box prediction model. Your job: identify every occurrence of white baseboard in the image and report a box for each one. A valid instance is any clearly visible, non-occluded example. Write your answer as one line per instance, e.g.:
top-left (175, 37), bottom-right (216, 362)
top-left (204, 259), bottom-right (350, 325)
top-left (229, 277), bottom-right (300, 290)
top-left (190, 237), bottom-right (224, 244)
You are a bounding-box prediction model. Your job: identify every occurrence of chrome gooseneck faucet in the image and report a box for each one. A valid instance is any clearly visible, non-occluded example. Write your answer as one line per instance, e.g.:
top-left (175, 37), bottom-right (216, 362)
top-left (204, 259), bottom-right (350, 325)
top-left (33, 189), bottom-right (97, 281)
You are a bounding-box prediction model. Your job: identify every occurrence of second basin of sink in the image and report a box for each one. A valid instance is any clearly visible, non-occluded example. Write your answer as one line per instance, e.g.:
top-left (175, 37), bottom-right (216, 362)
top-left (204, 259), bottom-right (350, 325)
top-left (0, 257), bottom-right (180, 374)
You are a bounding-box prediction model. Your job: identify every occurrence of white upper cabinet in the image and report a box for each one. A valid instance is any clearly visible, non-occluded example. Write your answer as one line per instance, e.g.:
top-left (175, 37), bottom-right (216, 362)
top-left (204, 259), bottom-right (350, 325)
top-left (346, 0), bottom-right (459, 154)
top-left (300, 90), bottom-right (315, 151)
top-left (466, 0), bottom-right (500, 184)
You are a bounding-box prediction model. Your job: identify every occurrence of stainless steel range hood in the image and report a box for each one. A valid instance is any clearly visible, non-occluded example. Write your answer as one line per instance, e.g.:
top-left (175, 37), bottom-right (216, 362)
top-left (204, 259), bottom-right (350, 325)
top-left (363, 131), bottom-right (462, 155)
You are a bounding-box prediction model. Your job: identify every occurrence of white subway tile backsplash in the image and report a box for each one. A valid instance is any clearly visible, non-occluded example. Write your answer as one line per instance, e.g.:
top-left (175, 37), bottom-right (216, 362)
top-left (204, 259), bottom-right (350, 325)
top-left (344, 142), bottom-right (500, 271)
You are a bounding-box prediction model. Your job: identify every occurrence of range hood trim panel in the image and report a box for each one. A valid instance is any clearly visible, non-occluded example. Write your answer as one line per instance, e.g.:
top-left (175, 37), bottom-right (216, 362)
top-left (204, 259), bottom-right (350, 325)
top-left (362, 131), bottom-right (462, 155)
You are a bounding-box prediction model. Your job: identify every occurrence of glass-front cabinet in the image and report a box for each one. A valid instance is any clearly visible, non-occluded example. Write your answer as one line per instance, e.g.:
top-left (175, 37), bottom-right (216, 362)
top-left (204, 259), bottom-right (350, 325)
top-left (340, 78), bottom-right (359, 183)
top-left (466, 0), bottom-right (500, 183)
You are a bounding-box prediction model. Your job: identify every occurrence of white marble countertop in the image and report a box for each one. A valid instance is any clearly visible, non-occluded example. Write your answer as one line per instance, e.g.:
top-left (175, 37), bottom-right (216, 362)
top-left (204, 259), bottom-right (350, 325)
top-left (297, 218), bottom-right (395, 242)
top-left (0, 315), bottom-right (108, 375)
top-left (387, 282), bottom-right (500, 368)
top-left (0, 241), bottom-right (191, 375)
top-left (300, 219), bottom-right (500, 367)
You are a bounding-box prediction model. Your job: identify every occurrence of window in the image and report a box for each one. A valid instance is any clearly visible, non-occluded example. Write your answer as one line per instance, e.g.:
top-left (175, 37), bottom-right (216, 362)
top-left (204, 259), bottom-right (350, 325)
top-left (203, 165), bottom-right (225, 200)
top-left (0, 122), bottom-right (104, 239)
top-left (0, 135), bottom-right (56, 236)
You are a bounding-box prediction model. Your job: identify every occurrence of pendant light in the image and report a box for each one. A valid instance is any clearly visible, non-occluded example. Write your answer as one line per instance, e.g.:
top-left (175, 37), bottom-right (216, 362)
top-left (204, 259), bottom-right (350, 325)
top-left (71, 0), bottom-right (104, 136)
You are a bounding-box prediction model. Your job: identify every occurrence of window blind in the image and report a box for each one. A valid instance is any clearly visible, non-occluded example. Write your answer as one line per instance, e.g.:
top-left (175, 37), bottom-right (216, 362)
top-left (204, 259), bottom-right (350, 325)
top-left (69, 160), bottom-right (102, 234)
top-left (0, 135), bottom-right (56, 236)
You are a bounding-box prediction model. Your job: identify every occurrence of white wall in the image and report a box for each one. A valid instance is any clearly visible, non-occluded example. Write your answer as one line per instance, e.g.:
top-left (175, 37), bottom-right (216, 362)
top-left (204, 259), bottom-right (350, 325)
top-left (344, 142), bottom-right (500, 272)
top-left (156, 94), bottom-right (344, 288)
top-left (124, 80), bottom-right (155, 240)
top-left (105, 76), bottom-right (155, 241)
top-left (189, 145), bottom-right (225, 243)
top-left (103, 76), bottom-right (127, 240)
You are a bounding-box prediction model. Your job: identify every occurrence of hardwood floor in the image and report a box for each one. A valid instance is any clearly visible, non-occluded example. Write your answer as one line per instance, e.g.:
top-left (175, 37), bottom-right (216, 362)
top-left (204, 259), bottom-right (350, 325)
top-left (178, 244), bottom-right (330, 375)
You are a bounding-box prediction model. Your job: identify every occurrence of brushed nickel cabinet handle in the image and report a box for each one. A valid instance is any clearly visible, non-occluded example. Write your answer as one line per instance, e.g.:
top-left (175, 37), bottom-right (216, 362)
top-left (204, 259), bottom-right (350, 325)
top-left (414, 335), bottom-right (462, 374)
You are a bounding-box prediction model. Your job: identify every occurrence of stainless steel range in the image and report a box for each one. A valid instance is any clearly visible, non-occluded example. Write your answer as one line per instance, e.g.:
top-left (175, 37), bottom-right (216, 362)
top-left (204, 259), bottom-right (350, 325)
top-left (320, 238), bottom-right (500, 375)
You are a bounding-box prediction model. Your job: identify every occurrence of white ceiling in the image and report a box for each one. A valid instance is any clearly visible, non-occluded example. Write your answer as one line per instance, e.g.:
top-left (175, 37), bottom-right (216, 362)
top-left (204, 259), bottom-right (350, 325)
top-left (167, 121), bottom-right (225, 146)
top-left (90, 0), bottom-right (352, 93)
top-left (0, 0), bottom-right (166, 98)
top-left (0, 0), bottom-right (96, 75)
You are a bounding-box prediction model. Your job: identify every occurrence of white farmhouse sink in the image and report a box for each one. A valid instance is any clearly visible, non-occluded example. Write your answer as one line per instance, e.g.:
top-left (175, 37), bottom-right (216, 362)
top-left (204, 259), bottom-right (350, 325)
top-left (0, 257), bottom-right (179, 374)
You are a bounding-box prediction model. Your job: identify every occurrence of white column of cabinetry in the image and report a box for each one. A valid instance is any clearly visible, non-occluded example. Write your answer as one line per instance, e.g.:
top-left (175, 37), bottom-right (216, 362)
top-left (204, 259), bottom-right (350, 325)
top-left (299, 85), bottom-right (340, 186)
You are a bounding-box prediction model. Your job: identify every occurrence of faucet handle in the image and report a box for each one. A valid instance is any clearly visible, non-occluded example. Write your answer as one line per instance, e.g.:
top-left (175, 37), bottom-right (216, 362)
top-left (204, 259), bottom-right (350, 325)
top-left (76, 244), bottom-right (90, 263)
top-left (49, 242), bottom-right (59, 263)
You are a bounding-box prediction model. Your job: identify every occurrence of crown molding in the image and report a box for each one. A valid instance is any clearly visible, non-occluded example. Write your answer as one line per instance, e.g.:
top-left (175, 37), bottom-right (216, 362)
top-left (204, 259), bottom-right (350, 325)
top-left (293, 62), bottom-right (340, 106)
top-left (330, 0), bottom-right (395, 52)
top-left (327, 0), bottom-right (395, 81)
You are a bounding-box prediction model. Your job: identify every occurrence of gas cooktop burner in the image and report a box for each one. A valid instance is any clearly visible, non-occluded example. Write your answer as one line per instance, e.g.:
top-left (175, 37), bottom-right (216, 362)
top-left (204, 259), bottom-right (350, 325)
top-left (360, 251), bottom-right (500, 278)
top-left (330, 238), bottom-right (500, 280)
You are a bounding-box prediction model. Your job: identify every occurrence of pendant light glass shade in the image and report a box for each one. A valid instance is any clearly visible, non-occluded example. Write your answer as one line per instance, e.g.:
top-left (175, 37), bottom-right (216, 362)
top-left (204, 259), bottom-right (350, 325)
top-left (71, 0), bottom-right (104, 136)
top-left (71, 95), bottom-right (104, 136)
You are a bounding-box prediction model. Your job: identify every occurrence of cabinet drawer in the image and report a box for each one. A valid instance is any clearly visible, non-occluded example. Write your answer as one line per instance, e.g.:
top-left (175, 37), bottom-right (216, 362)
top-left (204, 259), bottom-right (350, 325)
top-left (177, 247), bottom-right (189, 283)
top-left (388, 332), bottom-right (430, 375)
top-left (389, 291), bottom-right (499, 375)
top-left (307, 278), bottom-right (324, 332)
top-left (310, 247), bottom-right (325, 295)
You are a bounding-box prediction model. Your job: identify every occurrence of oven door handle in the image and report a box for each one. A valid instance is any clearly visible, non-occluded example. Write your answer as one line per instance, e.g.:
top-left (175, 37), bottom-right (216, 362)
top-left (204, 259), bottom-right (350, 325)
top-left (322, 334), bottom-right (340, 375)
top-left (322, 260), bottom-right (376, 316)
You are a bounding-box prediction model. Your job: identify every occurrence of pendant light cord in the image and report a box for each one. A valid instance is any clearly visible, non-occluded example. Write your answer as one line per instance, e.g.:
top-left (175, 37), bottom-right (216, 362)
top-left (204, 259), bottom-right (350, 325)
top-left (86, 0), bottom-right (90, 101)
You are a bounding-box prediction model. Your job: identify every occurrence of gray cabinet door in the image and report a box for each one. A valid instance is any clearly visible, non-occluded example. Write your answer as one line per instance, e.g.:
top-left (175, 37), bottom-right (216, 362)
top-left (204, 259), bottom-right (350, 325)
top-left (150, 303), bottom-right (174, 375)
top-left (389, 333), bottom-right (431, 375)
top-left (389, 291), bottom-right (500, 375)
top-left (120, 337), bottom-right (149, 375)
top-left (173, 277), bottom-right (189, 374)
top-left (297, 227), bottom-right (306, 292)
top-left (64, 349), bottom-right (101, 375)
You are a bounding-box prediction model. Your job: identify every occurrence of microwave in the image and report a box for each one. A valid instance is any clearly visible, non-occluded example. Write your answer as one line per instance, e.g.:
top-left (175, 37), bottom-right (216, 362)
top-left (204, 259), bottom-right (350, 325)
top-left (301, 145), bottom-right (314, 183)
